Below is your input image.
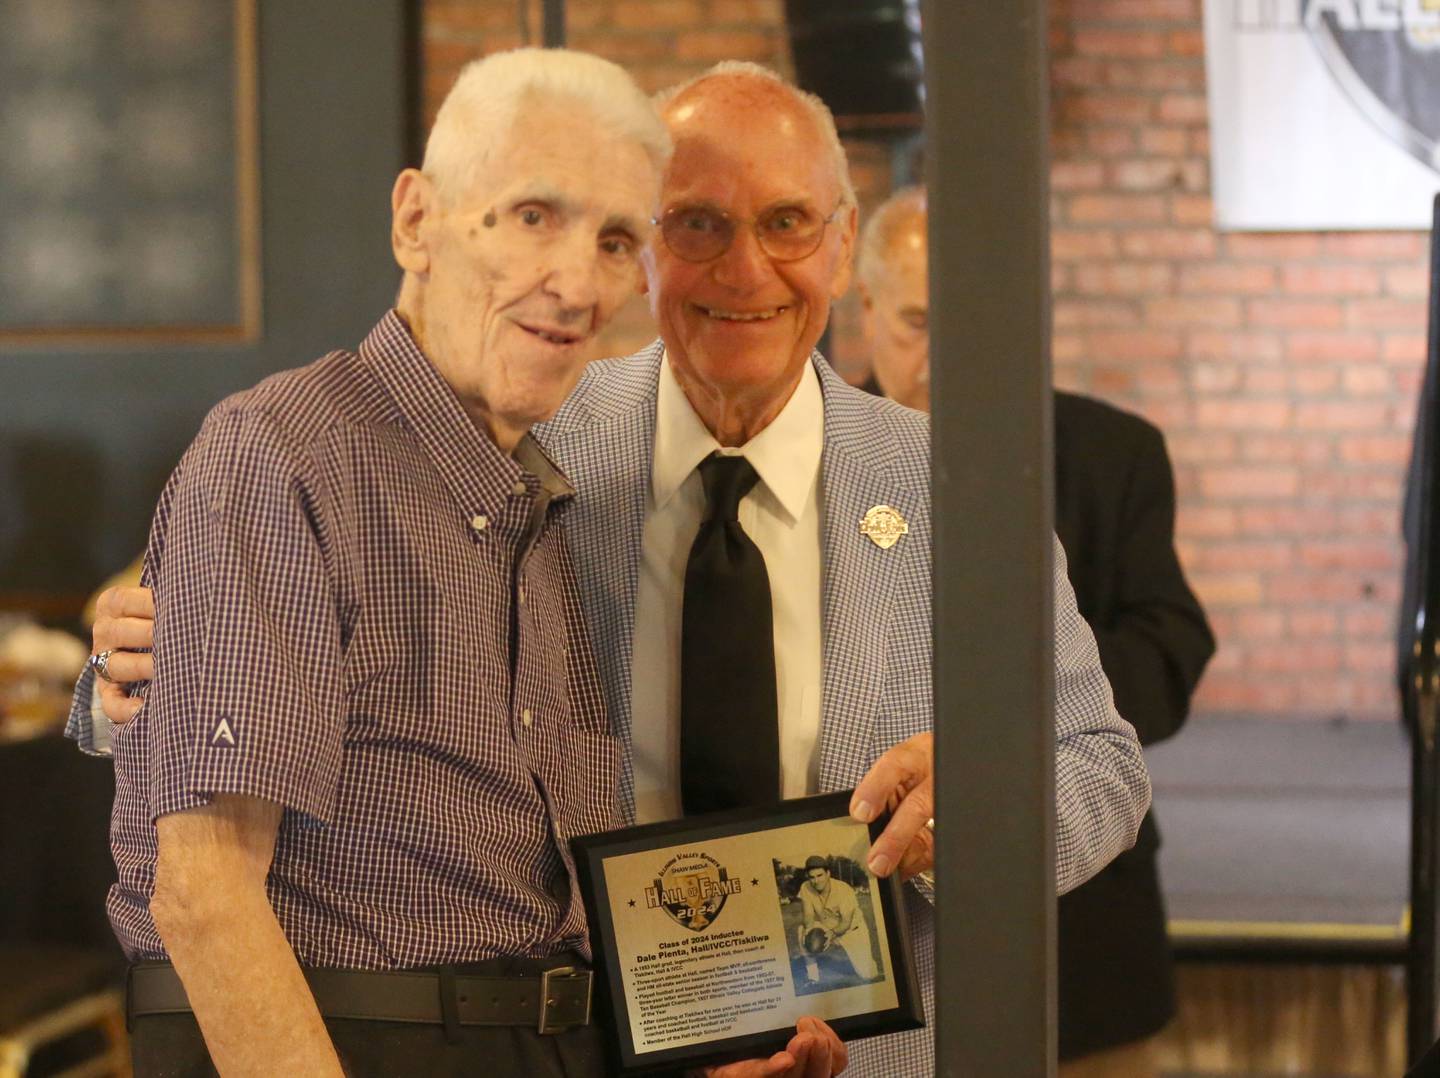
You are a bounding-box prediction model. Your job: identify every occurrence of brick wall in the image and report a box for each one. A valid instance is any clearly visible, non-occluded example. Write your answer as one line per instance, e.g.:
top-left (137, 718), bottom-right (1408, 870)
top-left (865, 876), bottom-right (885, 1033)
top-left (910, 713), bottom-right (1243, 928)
top-left (1049, 0), bottom-right (1425, 721)
top-left (421, 0), bottom-right (1430, 721)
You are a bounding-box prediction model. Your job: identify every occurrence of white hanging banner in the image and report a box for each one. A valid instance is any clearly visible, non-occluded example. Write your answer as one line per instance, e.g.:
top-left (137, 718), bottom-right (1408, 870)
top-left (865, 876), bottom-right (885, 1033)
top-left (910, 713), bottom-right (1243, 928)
top-left (1204, 0), bottom-right (1440, 230)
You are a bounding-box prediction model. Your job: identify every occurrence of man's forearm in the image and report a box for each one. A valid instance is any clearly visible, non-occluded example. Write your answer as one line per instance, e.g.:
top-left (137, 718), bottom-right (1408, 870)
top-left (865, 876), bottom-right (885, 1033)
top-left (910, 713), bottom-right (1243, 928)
top-left (153, 797), bottom-right (343, 1077)
top-left (161, 888), bottom-right (342, 1075)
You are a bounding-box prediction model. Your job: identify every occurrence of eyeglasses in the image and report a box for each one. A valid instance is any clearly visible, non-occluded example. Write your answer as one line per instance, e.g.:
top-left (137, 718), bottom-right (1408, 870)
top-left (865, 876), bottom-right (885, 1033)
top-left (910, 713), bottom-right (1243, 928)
top-left (654, 200), bottom-right (845, 263)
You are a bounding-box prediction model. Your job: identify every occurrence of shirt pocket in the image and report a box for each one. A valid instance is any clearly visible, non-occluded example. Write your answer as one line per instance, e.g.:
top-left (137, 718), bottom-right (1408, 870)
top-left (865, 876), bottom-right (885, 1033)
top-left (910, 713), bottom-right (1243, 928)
top-left (551, 725), bottom-right (623, 834)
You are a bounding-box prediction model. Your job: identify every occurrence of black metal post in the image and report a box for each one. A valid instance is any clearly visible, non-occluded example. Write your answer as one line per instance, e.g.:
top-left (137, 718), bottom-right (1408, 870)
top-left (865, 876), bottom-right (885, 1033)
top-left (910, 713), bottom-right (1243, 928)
top-left (925, 1), bottom-right (1057, 1076)
top-left (542, 0), bottom-right (565, 46)
top-left (1405, 196), bottom-right (1440, 1064)
top-left (1409, 691), bottom-right (1439, 1061)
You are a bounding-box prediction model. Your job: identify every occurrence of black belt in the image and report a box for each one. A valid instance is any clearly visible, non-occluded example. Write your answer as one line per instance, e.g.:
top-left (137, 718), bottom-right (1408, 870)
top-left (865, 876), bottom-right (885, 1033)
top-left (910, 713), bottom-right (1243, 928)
top-left (127, 960), bottom-right (594, 1035)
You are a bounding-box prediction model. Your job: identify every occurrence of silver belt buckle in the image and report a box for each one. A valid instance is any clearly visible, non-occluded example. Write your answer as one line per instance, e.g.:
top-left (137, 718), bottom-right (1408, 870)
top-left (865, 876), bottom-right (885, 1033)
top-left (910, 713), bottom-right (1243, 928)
top-left (537, 965), bottom-right (593, 1034)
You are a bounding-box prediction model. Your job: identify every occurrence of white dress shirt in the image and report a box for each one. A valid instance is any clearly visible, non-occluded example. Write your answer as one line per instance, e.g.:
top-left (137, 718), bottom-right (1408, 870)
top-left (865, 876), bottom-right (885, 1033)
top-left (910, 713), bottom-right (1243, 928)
top-left (630, 353), bottom-right (825, 824)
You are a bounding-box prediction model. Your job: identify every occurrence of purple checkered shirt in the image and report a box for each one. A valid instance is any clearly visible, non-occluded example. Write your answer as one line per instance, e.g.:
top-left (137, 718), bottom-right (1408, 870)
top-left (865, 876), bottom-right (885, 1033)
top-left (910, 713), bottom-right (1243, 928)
top-left (107, 311), bottom-right (618, 968)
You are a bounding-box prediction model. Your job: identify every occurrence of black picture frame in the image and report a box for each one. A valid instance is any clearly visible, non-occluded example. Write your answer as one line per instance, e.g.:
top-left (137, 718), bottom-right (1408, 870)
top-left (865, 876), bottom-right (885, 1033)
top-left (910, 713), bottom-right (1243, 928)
top-left (571, 791), bottom-right (925, 1075)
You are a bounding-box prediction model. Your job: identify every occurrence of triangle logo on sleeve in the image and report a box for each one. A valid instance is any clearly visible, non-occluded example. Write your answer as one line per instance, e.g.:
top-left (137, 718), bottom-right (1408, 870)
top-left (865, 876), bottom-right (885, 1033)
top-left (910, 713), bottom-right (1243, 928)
top-left (210, 717), bottom-right (238, 749)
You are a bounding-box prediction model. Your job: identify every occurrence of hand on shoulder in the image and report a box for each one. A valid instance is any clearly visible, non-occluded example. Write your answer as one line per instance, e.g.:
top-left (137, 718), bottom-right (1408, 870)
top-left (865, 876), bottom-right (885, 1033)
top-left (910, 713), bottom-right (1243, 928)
top-left (91, 585), bottom-right (156, 724)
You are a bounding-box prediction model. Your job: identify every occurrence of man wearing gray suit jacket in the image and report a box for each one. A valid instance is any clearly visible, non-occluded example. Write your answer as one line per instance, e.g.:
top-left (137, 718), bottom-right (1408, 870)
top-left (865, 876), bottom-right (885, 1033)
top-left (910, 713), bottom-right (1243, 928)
top-left (535, 63), bottom-right (1147, 1076)
top-left (82, 60), bottom-right (1148, 1076)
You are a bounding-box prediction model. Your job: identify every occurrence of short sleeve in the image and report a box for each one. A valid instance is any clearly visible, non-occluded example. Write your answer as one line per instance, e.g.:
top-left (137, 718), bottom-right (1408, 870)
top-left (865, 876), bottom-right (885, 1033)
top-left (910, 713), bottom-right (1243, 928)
top-left (142, 406), bottom-right (346, 825)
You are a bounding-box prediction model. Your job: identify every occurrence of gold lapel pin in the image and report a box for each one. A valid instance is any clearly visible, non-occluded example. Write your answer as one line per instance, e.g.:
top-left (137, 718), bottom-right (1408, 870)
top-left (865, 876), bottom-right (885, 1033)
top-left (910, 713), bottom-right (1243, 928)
top-left (860, 505), bottom-right (909, 549)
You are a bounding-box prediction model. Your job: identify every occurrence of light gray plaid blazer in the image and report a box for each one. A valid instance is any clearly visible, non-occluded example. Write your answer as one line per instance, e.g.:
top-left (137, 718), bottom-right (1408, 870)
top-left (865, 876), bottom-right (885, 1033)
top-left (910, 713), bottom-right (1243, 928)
top-left (537, 342), bottom-right (1150, 1077)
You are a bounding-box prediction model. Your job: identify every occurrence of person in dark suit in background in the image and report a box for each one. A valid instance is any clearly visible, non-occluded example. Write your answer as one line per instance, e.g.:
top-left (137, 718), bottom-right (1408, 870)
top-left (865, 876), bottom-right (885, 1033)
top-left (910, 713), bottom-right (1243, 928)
top-left (1398, 339), bottom-right (1435, 729)
top-left (1048, 391), bottom-right (1215, 1076)
top-left (858, 186), bottom-right (1216, 1077)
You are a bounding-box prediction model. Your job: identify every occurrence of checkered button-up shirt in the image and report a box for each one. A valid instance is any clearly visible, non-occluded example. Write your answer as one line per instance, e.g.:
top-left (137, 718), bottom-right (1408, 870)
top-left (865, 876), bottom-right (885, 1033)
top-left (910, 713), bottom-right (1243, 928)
top-left (105, 311), bottom-right (617, 967)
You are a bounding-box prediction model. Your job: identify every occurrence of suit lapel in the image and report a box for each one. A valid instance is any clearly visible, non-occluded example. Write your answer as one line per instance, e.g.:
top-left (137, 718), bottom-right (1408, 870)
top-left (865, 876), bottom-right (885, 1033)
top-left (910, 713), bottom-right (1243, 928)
top-left (814, 362), bottom-right (913, 790)
top-left (541, 350), bottom-right (918, 808)
top-left (535, 346), bottom-right (661, 824)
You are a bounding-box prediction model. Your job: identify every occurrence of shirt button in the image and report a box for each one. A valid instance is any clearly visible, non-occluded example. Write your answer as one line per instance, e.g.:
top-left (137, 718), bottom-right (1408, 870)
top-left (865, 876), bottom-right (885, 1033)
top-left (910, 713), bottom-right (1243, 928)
top-left (470, 514), bottom-right (489, 532)
top-left (518, 580), bottom-right (527, 605)
top-left (512, 481), bottom-right (528, 496)
top-left (521, 707), bottom-right (534, 727)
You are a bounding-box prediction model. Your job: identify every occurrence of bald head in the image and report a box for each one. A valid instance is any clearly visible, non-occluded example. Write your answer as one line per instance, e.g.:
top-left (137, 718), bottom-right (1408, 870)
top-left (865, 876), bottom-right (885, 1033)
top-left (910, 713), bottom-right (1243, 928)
top-left (655, 62), bottom-right (856, 209)
top-left (858, 186), bottom-right (929, 412)
top-left (858, 186), bottom-right (926, 293)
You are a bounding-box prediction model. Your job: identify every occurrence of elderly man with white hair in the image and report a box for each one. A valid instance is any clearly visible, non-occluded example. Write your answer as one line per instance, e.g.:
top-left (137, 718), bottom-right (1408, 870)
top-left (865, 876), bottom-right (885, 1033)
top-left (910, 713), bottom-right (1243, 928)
top-left (75, 50), bottom-right (848, 1077)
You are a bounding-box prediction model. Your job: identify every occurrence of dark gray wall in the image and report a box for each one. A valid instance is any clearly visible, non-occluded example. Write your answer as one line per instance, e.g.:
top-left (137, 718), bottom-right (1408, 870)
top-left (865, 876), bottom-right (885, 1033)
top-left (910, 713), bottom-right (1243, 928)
top-left (0, 2), bottom-right (412, 609)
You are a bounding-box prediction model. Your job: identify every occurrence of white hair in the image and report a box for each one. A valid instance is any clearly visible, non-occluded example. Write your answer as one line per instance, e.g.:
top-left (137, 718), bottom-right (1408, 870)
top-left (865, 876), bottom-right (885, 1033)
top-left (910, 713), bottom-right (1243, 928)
top-left (422, 48), bottom-right (671, 205)
top-left (858, 185), bottom-right (926, 290)
top-left (653, 61), bottom-right (857, 210)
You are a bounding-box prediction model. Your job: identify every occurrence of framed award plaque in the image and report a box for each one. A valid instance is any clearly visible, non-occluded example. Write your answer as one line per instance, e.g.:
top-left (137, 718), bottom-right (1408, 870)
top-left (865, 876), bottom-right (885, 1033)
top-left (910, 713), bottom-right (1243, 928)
top-left (571, 791), bottom-right (925, 1075)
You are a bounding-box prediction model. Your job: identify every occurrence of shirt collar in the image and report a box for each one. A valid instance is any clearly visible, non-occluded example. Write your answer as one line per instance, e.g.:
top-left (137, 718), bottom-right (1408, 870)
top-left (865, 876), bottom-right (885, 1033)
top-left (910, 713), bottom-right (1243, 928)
top-left (652, 351), bottom-right (823, 524)
top-left (514, 436), bottom-right (575, 500)
top-left (360, 310), bottom-right (574, 520)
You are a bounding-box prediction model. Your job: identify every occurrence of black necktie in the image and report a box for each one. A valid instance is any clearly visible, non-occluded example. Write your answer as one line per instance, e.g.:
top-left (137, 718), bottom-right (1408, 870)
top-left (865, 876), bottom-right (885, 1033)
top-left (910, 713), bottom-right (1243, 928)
top-left (680, 452), bottom-right (780, 814)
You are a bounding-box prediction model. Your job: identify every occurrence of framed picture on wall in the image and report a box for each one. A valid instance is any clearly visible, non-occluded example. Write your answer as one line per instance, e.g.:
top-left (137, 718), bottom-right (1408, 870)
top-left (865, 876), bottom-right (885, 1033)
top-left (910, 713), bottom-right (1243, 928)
top-left (0, 0), bottom-right (261, 345)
